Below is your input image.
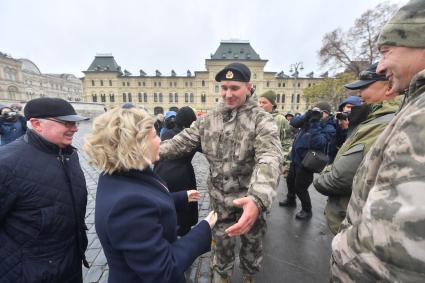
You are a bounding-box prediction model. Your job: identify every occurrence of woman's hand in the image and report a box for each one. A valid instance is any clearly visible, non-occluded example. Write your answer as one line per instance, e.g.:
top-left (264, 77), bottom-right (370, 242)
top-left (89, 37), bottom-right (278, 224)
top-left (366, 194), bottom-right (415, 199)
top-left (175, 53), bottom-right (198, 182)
top-left (205, 211), bottom-right (218, 229)
top-left (187, 190), bottom-right (200, 202)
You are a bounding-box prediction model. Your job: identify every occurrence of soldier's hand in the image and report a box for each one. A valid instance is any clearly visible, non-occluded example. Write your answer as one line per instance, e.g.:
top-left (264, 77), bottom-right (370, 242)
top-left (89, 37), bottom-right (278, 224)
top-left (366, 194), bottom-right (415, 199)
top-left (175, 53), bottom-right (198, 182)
top-left (187, 190), bottom-right (200, 202)
top-left (205, 211), bottom-right (218, 229)
top-left (225, 197), bottom-right (259, 237)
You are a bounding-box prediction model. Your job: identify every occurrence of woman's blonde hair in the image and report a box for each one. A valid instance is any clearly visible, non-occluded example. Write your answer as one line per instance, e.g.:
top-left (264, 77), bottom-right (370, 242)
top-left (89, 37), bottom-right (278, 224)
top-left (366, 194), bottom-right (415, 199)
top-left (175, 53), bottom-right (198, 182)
top-left (83, 106), bottom-right (154, 174)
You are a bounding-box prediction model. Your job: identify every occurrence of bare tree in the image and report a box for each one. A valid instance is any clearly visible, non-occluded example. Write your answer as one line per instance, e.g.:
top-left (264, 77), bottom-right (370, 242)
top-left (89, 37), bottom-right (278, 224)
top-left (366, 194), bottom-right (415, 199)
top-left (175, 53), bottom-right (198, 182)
top-left (319, 1), bottom-right (398, 76)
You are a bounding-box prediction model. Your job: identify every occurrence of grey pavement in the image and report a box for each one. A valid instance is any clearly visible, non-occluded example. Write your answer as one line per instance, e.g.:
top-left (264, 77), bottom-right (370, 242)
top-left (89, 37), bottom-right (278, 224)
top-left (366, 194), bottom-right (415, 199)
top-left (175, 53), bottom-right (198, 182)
top-left (74, 121), bottom-right (333, 283)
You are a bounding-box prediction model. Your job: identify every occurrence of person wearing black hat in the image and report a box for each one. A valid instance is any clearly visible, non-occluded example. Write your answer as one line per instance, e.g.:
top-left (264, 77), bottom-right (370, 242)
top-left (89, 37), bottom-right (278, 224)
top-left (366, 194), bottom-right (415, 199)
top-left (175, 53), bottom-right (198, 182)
top-left (154, 106), bottom-right (199, 237)
top-left (0, 106), bottom-right (27, 145)
top-left (160, 62), bottom-right (282, 282)
top-left (0, 97), bottom-right (89, 283)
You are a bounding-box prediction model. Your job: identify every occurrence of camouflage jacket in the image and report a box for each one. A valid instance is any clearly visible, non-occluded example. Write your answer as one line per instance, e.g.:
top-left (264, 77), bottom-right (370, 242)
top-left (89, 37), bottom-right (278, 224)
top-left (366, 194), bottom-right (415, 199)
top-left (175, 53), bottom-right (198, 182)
top-left (331, 70), bottom-right (425, 282)
top-left (271, 110), bottom-right (291, 148)
top-left (159, 96), bottom-right (282, 211)
top-left (314, 102), bottom-right (397, 235)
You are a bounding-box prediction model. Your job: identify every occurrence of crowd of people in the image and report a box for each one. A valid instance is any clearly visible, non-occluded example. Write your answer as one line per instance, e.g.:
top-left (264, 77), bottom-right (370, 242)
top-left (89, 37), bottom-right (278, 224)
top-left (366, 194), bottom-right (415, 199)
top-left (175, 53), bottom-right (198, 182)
top-left (1, 0), bottom-right (424, 282)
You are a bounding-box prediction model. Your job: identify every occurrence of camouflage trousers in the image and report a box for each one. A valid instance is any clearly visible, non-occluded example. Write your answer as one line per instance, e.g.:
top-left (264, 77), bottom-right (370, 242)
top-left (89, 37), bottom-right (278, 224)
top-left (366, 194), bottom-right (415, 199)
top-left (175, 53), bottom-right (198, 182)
top-left (281, 140), bottom-right (292, 175)
top-left (210, 199), bottom-right (267, 278)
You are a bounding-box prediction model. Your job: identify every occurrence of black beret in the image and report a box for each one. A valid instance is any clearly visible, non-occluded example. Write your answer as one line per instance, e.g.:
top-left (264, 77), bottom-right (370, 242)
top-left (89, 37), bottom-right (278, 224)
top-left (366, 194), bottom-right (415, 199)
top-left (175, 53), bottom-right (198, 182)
top-left (24, 97), bottom-right (88, 121)
top-left (215, 62), bottom-right (251, 82)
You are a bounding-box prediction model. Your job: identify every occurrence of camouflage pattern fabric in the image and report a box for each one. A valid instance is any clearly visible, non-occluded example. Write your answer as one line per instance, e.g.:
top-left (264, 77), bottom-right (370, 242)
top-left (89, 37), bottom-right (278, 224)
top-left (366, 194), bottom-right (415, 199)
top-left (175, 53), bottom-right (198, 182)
top-left (159, 96), bottom-right (282, 275)
top-left (271, 110), bottom-right (292, 174)
top-left (331, 70), bottom-right (425, 282)
top-left (210, 200), bottom-right (266, 278)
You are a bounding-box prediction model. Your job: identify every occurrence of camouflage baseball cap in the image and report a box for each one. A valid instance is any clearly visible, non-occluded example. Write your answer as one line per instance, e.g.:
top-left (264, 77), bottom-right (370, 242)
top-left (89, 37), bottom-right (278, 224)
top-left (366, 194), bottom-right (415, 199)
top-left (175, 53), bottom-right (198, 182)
top-left (378, 0), bottom-right (425, 48)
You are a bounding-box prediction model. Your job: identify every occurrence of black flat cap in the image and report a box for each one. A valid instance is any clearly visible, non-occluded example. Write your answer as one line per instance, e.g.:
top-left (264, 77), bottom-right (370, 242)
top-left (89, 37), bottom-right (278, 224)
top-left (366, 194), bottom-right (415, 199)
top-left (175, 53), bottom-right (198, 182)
top-left (344, 62), bottom-right (388, 90)
top-left (215, 62), bottom-right (251, 82)
top-left (24, 97), bottom-right (89, 121)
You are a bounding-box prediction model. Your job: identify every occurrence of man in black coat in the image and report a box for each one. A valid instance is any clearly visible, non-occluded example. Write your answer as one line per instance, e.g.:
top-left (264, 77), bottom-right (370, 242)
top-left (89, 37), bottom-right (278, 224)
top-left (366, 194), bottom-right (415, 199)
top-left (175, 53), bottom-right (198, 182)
top-left (0, 97), bottom-right (89, 283)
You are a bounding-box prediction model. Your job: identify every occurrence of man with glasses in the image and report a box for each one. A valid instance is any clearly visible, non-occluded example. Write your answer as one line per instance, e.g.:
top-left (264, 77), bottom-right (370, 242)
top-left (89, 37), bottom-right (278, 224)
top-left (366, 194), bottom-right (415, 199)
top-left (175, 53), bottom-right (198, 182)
top-left (331, 0), bottom-right (425, 281)
top-left (0, 97), bottom-right (89, 283)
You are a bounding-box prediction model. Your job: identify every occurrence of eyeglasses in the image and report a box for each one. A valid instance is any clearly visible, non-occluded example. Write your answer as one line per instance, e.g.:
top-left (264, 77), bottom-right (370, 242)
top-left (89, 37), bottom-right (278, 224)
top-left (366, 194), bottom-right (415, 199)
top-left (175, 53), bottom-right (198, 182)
top-left (359, 70), bottom-right (386, 81)
top-left (44, 118), bottom-right (79, 128)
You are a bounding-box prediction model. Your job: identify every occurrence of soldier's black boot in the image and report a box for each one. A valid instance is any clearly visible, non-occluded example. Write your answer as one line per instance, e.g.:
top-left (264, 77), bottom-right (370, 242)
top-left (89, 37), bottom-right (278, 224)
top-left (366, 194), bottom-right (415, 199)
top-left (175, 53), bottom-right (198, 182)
top-left (295, 209), bottom-right (312, 220)
top-left (279, 198), bottom-right (296, 207)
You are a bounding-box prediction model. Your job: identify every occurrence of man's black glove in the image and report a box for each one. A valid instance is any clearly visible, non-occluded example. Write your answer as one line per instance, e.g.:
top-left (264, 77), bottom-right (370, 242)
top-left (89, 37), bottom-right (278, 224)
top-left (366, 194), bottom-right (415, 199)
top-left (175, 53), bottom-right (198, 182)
top-left (305, 110), bottom-right (313, 120)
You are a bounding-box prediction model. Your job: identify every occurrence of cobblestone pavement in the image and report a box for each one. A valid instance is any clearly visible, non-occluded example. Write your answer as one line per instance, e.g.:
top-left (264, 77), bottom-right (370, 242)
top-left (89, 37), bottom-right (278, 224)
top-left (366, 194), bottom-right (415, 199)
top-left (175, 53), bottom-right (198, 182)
top-left (74, 121), bottom-right (333, 283)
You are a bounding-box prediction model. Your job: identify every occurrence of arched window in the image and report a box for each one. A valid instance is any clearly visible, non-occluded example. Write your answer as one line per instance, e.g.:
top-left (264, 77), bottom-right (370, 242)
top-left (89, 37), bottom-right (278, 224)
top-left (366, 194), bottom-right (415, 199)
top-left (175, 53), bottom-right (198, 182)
top-left (92, 93), bottom-right (98, 102)
top-left (128, 93), bottom-right (132, 102)
top-left (154, 93), bottom-right (158, 102)
top-left (169, 93), bottom-right (173, 103)
top-left (138, 93), bottom-right (142, 102)
top-left (190, 93), bottom-right (194, 103)
top-left (144, 93), bottom-right (148, 102)
top-left (276, 94), bottom-right (281, 103)
top-left (296, 94), bottom-right (300, 103)
top-left (109, 93), bottom-right (115, 102)
top-left (174, 93), bottom-right (178, 103)
top-left (282, 94), bottom-right (285, 103)
top-left (7, 85), bottom-right (18, 100)
top-left (159, 93), bottom-right (163, 103)
top-left (185, 93), bottom-right (188, 102)
top-left (202, 80), bottom-right (205, 87)
top-left (201, 93), bottom-right (206, 103)
top-left (122, 93), bottom-right (127, 102)
top-left (100, 93), bottom-right (106, 102)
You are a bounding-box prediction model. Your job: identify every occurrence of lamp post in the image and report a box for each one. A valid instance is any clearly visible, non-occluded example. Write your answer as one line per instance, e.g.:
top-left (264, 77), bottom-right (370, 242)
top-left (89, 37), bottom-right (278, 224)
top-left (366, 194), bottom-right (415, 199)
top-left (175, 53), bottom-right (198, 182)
top-left (290, 62), bottom-right (303, 112)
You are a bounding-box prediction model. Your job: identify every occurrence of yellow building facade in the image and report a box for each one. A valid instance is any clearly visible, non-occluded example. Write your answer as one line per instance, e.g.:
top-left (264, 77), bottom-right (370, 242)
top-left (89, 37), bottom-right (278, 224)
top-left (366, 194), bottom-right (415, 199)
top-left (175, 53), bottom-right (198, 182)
top-left (82, 40), bottom-right (323, 114)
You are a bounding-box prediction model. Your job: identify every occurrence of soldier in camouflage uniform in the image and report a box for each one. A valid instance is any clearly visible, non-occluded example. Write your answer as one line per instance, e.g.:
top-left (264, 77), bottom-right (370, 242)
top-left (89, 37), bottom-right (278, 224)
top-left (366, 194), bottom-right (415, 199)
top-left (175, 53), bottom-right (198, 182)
top-left (258, 90), bottom-right (292, 173)
top-left (331, 1), bottom-right (425, 281)
top-left (159, 63), bottom-right (282, 283)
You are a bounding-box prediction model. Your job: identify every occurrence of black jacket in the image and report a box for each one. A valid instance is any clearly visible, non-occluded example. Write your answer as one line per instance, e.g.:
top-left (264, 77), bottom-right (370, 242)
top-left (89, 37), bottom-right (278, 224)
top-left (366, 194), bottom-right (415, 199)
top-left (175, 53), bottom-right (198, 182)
top-left (154, 126), bottom-right (199, 235)
top-left (0, 130), bottom-right (88, 283)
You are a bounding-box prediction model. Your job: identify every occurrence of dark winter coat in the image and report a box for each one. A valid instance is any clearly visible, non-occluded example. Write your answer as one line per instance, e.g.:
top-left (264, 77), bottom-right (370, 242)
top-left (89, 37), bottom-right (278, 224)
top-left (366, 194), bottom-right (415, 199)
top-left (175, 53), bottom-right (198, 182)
top-left (0, 130), bottom-right (88, 283)
top-left (95, 168), bottom-right (211, 283)
top-left (290, 114), bottom-right (336, 168)
top-left (154, 125), bottom-right (199, 236)
top-left (0, 115), bottom-right (27, 145)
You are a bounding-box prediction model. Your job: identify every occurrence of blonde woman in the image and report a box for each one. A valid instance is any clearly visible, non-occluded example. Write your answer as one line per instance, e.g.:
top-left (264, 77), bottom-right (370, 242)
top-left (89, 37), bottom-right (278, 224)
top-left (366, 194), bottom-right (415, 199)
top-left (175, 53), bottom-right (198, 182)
top-left (84, 105), bottom-right (217, 283)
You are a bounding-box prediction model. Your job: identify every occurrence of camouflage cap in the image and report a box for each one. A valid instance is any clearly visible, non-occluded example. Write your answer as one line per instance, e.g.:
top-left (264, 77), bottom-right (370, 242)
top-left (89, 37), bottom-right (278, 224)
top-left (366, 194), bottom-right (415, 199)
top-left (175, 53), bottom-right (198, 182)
top-left (378, 0), bottom-right (425, 48)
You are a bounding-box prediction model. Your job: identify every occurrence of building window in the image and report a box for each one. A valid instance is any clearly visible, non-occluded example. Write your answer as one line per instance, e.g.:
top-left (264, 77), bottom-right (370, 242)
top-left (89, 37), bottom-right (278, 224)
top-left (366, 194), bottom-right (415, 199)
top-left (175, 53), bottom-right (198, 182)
top-left (169, 93), bottom-right (173, 103)
top-left (101, 93), bottom-right (106, 102)
top-left (283, 83), bottom-right (286, 87)
top-left (92, 94), bottom-right (97, 102)
top-left (174, 93), bottom-right (178, 102)
top-left (91, 80), bottom-right (95, 86)
top-left (253, 73), bottom-right (257, 79)
top-left (297, 82), bottom-right (301, 87)
top-left (169, 82), bottom-right (172, 87)
top-left (266, 81), bottom-right (270, 87)
top-left (185, 82), bottom-right (188, 87)
top-left (109, 93), bottom-right (115, 102)
top-left (122, 82), bottom-right (125, 86)
top-left (308, 83), bottom-right (311, 87)
top-left (278, 83), bottom-right (281, 87)
top-left (159, 93), bottom-right (163, 103)
top-left (296, 94), bottom-right (300, 103)
top-left (158, 82), bottom-right (161, 87)
top-left (291, 94), bottom-right (295, 104)
top-left (277, 94), bottom-right (280, 103)
top-left (138, 93), bottom-right (142, 102)
top-left (154, 82), bottom-right (157, 87)
top-left (185, 93), bottom-right (188, 102)
top-left (100, 80), bottom-right (104, 86)
top-left (127, 82), bottom-right (130, 86)
top-left (123, 93), bottom-right (127, 102)
top-left (202, 80), bottom-right (205, 87)
top-left (190, 93), bottom-right (194, 103)
top-left (154, 93), bottom-right (158, 102)
top-left (143, 82), bottom-right (146, 86)
top-left (138, 82), bottom-right (141, 86)
top-left (215, 85), bottom-right (219, 93)
top-left (190, 82), bottom-right (193, 87)
top-left (109, 80), bottom-right (112, 86)
top-left (174, 82), bottom-right (177, 87)
top-left (282, 94), bottom-right (285, 103)
top-left (144, 93), bottom-right (148, 102)
top-left (201, 93), bottom-right (206, 103)
top-left (128, 93), bottom-right (132, 102)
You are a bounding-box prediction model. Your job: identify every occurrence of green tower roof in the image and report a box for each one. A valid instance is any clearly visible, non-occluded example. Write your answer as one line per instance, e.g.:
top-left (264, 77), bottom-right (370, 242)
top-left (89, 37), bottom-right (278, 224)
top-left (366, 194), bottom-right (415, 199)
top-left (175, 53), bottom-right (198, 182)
top-left (211, 40), bottom-right (261, 60)
top-left (86, 54), bottom-right (121, 72)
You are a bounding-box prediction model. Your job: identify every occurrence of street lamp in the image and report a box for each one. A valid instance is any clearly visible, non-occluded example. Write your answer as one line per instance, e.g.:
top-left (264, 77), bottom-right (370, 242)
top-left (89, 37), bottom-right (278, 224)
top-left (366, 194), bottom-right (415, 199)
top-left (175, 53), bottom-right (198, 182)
top-left (290, 62), bottom-right (303, 112)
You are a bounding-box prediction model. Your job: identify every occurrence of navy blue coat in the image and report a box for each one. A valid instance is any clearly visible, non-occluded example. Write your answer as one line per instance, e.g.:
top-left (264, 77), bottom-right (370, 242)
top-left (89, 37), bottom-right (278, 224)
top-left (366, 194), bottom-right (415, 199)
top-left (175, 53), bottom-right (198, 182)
top-left (290, 114), bottom-right (336, 168)
top-left (0, 130), bottom-right (88, 283)
top-left (95, 168), bottom-right (211, 283)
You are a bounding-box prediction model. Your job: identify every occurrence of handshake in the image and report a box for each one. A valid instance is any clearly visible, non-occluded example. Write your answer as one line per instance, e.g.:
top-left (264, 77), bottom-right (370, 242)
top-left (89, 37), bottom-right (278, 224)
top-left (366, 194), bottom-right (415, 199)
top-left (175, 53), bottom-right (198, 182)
top-left (305, 109), bottom-right (322, 123)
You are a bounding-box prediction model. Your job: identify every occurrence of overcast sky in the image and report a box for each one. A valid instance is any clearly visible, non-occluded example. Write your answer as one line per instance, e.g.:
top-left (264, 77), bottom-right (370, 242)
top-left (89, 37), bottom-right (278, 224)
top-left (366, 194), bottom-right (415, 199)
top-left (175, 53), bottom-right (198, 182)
top-left (1, 0), bottom-right (406, 78)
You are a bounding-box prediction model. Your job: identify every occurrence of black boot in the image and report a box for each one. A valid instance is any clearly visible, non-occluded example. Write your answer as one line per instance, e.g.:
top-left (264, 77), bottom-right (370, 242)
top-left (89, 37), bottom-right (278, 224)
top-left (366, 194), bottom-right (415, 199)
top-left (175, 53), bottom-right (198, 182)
top-left (279, 198), bottom-right (296, 207)
top-left (295, 209), bottom-right (312, 220)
